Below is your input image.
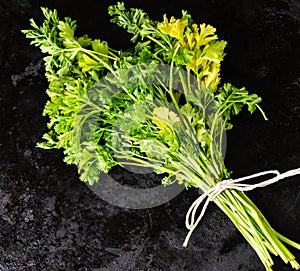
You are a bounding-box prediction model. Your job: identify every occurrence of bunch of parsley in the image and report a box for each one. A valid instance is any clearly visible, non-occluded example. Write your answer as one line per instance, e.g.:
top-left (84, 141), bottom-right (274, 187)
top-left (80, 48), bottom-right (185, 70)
top-left (22, 3), bottom-right (299, 270)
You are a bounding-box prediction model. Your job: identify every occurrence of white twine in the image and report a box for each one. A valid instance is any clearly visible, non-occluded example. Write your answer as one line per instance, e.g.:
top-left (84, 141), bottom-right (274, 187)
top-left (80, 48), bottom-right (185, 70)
top-left (183, 167), bottom-right (300, 247)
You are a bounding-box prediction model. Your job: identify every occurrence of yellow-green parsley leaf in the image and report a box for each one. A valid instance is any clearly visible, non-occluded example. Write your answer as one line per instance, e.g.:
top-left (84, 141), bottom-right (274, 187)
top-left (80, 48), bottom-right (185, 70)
top-left (158, 14), bottom-right (187, 42)
top-left (152, 106), bottom-right (180, 129)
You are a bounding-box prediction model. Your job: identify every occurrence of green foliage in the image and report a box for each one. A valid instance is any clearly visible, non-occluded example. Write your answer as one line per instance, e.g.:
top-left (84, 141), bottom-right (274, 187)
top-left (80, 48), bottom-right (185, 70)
top-left (22, 4), bottom-right (264, 187)
top-left (108, 2), bottom-right (156, 42)
top-left (22, 5), bottom-right (300, 271)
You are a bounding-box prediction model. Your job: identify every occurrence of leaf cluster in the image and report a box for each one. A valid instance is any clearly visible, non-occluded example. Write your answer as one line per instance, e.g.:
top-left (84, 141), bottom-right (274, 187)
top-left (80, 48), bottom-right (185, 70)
top-left (22, 3), bottom-right (265, 186)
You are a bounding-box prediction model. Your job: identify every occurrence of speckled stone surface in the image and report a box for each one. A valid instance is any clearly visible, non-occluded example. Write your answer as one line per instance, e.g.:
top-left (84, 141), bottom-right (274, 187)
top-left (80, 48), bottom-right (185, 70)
top-left (0, 0), bottom-right (299, 270)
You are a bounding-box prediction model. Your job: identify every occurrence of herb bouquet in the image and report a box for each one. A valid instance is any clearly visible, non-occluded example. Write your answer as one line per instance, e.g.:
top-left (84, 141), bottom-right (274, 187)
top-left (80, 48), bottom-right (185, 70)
top-left (22, 3), bottom-right (300, 270)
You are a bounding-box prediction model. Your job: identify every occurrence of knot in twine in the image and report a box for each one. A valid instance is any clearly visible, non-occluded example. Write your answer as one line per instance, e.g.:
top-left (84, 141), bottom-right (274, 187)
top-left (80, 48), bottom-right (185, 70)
top-left (183, 167), bottom-right (300, 247)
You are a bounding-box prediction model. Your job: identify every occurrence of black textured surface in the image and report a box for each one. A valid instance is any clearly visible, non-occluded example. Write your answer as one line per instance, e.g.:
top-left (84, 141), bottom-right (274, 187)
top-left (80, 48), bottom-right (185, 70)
top-left (0, 0), bottom-right (300, 270)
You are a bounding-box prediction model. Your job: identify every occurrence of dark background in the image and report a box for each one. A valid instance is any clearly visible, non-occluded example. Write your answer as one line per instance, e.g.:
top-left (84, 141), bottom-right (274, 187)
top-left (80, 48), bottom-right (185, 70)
top-left (0, 0), bottom-right (300, 270)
